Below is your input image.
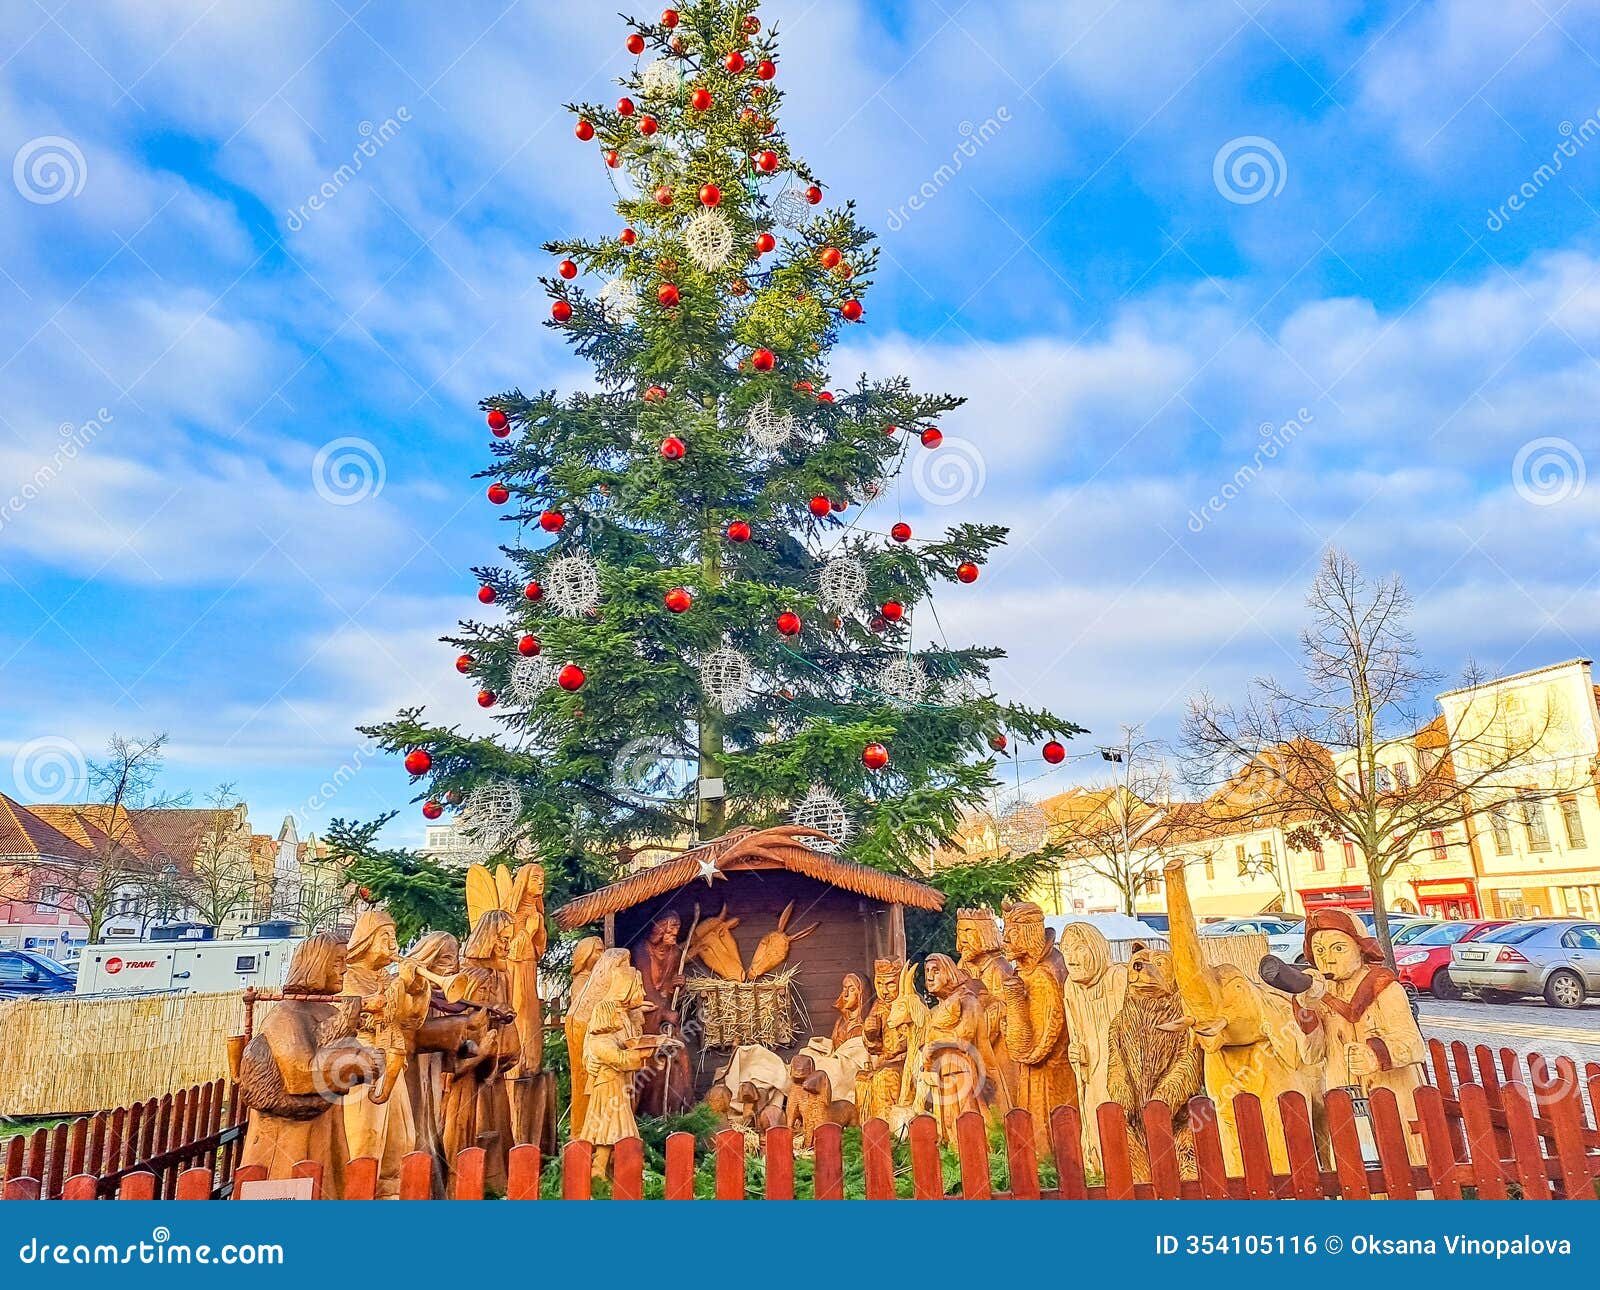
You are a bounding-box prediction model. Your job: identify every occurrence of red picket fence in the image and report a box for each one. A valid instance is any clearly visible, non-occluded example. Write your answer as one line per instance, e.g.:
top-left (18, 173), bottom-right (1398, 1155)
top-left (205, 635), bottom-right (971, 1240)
top-left (1, 1079), bottom-right (244, 1200)
top-left (4, 1044), bottom-right (1597, 1200)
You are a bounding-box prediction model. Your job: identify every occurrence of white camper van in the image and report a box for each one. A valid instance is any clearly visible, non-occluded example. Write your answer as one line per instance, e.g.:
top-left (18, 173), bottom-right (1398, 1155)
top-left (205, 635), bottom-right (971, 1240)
top-left (75, 922), bottom-right (299, 996)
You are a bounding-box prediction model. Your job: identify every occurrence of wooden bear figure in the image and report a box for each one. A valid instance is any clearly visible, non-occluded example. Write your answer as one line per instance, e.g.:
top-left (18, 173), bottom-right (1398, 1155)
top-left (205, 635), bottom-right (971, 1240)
top-left (1106, 941), bottom-right (1203, 1182)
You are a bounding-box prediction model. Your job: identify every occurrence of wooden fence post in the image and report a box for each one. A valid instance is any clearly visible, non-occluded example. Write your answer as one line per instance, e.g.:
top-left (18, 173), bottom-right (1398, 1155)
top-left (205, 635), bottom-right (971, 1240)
top-left (1324, 1088), bottom-right (1370, 1200)
top-left (1366, 1087), bottom-right (1416, 1199)
top-left (1277, 1092), bottom-right (1322, 1200)
top-left (1458, 1083), bottom-right (1509, 1199)
top-left (811, 1123), bottom-right (843, 1200)
top-left (955, 1110), bottom-right (992, 1199)
top-left (1051, 1105), bottom-right (1088, 1200)
top-left (1190, 1098), bottom-right (1231, 1200)
top-left (861, 1118), bottom-right (895, 1199)
top-left (1412, 1086), bottom-right (1463, 1200)
top-left (507, 1144), bottom-right (542, 1200)
top-left (1139, 1102), bottom-right (1180, 1200)
top-left (560, 1142), bottom-right (592, 1199)
top-left (763, 1127), bottom-right (795, 1200)
top-left (907, 1116), bottom-right (942, 1200)
top-left (663, 1132), bottom-right (696, 1200)
top-left (612, 1137), bottom-right (644, 1200)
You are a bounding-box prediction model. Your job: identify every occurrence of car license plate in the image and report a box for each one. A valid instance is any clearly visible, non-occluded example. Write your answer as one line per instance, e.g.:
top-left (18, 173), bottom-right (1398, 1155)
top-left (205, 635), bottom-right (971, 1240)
top-left (1459, 949), bottom-right (1484, 960)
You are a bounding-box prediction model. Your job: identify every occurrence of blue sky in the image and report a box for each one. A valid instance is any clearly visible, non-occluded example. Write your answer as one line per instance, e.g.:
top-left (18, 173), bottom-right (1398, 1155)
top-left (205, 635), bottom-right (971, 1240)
top-left (2, 0), bottom-right (1598, 844)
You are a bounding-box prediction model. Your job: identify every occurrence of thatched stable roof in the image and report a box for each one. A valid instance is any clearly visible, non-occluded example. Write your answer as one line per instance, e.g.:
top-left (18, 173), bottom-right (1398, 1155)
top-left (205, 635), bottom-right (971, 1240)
top-left (552, 825), bottom-right (944, 929)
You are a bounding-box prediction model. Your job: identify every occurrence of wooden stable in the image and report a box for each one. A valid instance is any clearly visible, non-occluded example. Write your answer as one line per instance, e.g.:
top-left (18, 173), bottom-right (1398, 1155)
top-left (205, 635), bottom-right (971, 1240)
top-left (5, 1042), bottom-right (1599, 1200)
top-left (552, 827), bottom-right (943, 1081)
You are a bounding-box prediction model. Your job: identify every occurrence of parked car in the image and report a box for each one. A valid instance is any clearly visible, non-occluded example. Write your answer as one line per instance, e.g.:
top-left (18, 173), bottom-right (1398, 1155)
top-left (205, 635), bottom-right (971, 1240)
top-left (1450, 920), bottom-right (1600, 1008)
top-left (1201, 916), bottom-right (1300, 938)
top-left (0, 949), bottom-right (77, 999)
top-left (1395, 920), bottom-right (1509, 999)
top-left (1136, 913), bottom-right (1170, 934)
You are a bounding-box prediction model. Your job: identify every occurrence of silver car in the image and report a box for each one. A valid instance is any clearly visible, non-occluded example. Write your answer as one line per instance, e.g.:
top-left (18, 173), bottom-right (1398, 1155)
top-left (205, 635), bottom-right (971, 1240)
top-left (1450, 920), bottom-right (1600, 1009)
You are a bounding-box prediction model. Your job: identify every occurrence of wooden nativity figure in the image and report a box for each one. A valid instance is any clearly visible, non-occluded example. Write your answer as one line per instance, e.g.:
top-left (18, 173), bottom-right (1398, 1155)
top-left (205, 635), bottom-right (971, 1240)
top-left (631, 910), bottom-right (696, 1116)
top-left (563, 935), bottom-right (607, 1137)
top-left (1267, 908), bottom-right (1428, 1160)
top-left (857, 958), bottom-right (913, 1123)
top-left (916, 953), bottom-right (989, 1145)
top-left (954, 908), bottom-right (1015, 1113)
top-left (399, 930), bottom-right (460, 1195)
top-left (1059, 920), bottom-right (1128, 1173)
top-left (998, 902), bottom-right (1078, 1157)
top-left (342, 910), bottom-right (419, 1197)
top-left (442, 908), bottom-right (519, 1191)
top-left (239, 933), bottom-right (378, 1199)
top-left (581, 998), bottom-right (678, 1179)
top-left (831, 972), bottom-right (866, 1049)
top-left (567, 947), bottom-right (647, 1137)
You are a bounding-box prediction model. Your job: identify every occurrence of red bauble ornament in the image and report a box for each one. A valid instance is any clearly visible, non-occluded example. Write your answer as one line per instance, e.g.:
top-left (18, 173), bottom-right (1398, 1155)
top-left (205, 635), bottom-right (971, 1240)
top-left (604, 149), bottom-right (621, 168)
top-left (551, 300), bottom-right (572, 322)
top-left (990, 734), bottom-right (1008, 752)
top-left (524, 581), bottom-right (543, 601)
top-left (921, 427), bottom-right (943, 448)
top-left (830, 497), bottom-right (847, 512)
top-left (557, 663), bottom-right (586, 691)
top-left (726, 520), bottom-right (751, 542)
top-left (868, 614), bottom-right (887, 633)
top-left (862, 742), bottom-right (889, 770)
top-left (486, 408), bottom-right (509, 432)
top-left (881, 600), bottom-right (904, 622)
top-left (487, 482), bottom-right (510, 505)
top-left (477, 690), bottom-right (497, 708)
top-left (660, 435), bottom-right (686, 460)
top-left (689, 87), bottom-right (712, 111)
top-left (776, 610), bottom-right (802, 636)
top-left (404, 748), bottom-right (432, 776)
top-left (793, 380), bottom-right (813, 393)
top-left (626, 33), bottom-right (645, 54)
top-left (620, 227), bottom-right (637, 245)
top-left (840, 299), bottom-right (863, 322)
top-left (638, 114), bottom-right (658, 135)
top-left (654, 184), bottom-right (673, 206)
top-left (884, 422), bottom-right (897, 435)
top-left (477, 585), bottom-right (497, 604)
top-left (808, 495), bottom-right (831, 517)
top-left (817, 390), bottom-right (835, 403)
top-left (422, 800), bottom-right (443, 820)
top-left (575, 119), bottom-right (594, 141)
top-left (644, 384), bottom-right (667, 402)
top-left (455, 653), bottom-right (474, 673)
top-left (558, 259), bottom-right (577, 280)
top-left (657, 282), bottom-right (680, 307)
top-left (820, 246), bottom-right (841, 269)
top-left (744, 15), bottom-right (760, 33)
top-left (661, 8), bottom-right (679, 27)
top-left (956, 561), bottom-right (979, 584)
top-left (617, 96), bottom-right (635, 116)
top-left (891, 522), bottom-right (912, 543)
top-left (805, 185), bottom-right (823, 204)
top-left (1043, 740), bottom-right (1066, 765)
top-left (754, 232), bottom-right (776, 254)
top-left (518, 634), bottom-right (541, 657)
top-left (756, 59), bottom-right (776, 80)
top-left (664, 587), bottom-right (692, 613)
top-left (751, 347), bottom-right (775, 371)
top-left (724, 50), bottom-right (746, 74)
top-left (699, 183), bottom-right (721, 207)
top-left (755, 149), bottom-right (778, 172)
top-left (539, 510), bottom-right (566, 532)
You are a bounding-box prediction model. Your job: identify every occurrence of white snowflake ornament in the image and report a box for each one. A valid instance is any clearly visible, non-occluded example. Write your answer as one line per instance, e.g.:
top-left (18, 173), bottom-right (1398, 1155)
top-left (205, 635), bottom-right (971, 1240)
top-left (878, 656), bottom-right (928, 707)
top-left (640, 58), bottom-right (680, 98)
top-left (597, 276), bottom-right (640, 324)
top-left (684, 208), bottom-right (734, 271)
top-left (460, 780), bottom-right (523, 852)
top-left (700, 645), bottom-right (752, 712)
top-left (995, 797), bottom-right (1050, 855)
top-left (745, 396), bottom-right (794, 452)
top-left (792, 786), bottom-right (850, 853)
top-left (817, 554), bottom-right (867, 613)
top-left (509, 654), bottom-right (555, 703)
top-left (544, 552), bottom-right (602, 617)
top-left (770, 187), bottom-right (810, 230)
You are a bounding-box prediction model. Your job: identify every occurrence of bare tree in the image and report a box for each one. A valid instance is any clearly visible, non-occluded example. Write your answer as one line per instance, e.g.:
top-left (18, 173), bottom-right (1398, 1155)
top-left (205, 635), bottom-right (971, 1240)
top-left (173, 783), bottom-right (257, 930)
top-left (1182, 548), bottom-right (1568, 962)
top-left (1051, 726), bottom-right (1186, 915)
top-left (33, 734), bottom-right (186, 941)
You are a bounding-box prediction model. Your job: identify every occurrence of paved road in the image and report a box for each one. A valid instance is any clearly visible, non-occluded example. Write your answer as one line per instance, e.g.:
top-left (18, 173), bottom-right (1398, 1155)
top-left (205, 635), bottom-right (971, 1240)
top-left (1417, 997), bottom-right (1600, 1075)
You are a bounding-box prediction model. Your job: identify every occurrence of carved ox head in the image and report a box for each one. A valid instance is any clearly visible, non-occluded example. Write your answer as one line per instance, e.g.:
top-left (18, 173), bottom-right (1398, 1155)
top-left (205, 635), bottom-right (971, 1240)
top-left (686, 905), bottom-right (745, 981)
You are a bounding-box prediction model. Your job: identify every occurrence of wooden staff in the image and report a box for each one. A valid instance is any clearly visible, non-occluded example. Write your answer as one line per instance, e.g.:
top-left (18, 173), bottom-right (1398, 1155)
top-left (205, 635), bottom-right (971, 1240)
top-left (658, 903), bottom-right (700, 1111)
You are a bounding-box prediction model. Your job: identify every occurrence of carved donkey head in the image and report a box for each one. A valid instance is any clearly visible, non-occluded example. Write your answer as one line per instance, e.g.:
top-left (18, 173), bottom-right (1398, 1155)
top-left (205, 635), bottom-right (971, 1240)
top-left (747, 900), bottom-right (820, 979)
top-left (686, 905), bottom-right (745, 981)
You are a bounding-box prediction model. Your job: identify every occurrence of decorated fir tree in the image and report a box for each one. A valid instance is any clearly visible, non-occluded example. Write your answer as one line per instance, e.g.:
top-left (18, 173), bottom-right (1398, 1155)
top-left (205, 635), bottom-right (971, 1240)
top-left (362, 0), bottom-right (1082, 905)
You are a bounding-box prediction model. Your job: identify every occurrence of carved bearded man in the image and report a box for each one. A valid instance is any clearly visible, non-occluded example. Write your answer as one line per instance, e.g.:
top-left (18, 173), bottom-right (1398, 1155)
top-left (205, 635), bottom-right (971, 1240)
top-left (1059, 921), bottom-right (1128, 1173)
top-left (998, 902), bottom-right (1078, 1157)
top-left (631, 912), bottom-right (695, 1115)
top-left (954, 908), bottom-right (1016, 1113)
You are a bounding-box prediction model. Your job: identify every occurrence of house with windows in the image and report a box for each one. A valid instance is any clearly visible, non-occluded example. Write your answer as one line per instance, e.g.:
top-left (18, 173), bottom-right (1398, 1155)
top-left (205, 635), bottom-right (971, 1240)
top-left (1437, 659), bottom-right (1600, 920)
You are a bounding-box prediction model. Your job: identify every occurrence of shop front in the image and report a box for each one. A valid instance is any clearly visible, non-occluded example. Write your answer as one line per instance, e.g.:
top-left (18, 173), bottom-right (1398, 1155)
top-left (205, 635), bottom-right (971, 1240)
top-left (1409, 877), bottom-right (1480, 920)
top-left (1297, 884), bottom-right (1373, 912)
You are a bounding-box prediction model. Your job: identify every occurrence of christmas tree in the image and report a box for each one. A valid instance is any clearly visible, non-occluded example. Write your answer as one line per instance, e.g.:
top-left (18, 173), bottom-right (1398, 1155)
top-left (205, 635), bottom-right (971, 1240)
top-left (362, 0), bottom-right (1083, 906)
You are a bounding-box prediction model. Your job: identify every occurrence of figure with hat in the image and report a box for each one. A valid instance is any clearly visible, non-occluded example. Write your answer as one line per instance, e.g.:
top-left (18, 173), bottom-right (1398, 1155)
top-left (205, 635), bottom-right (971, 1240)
top-left (1265, 907), bottom-right (1427, 1159)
